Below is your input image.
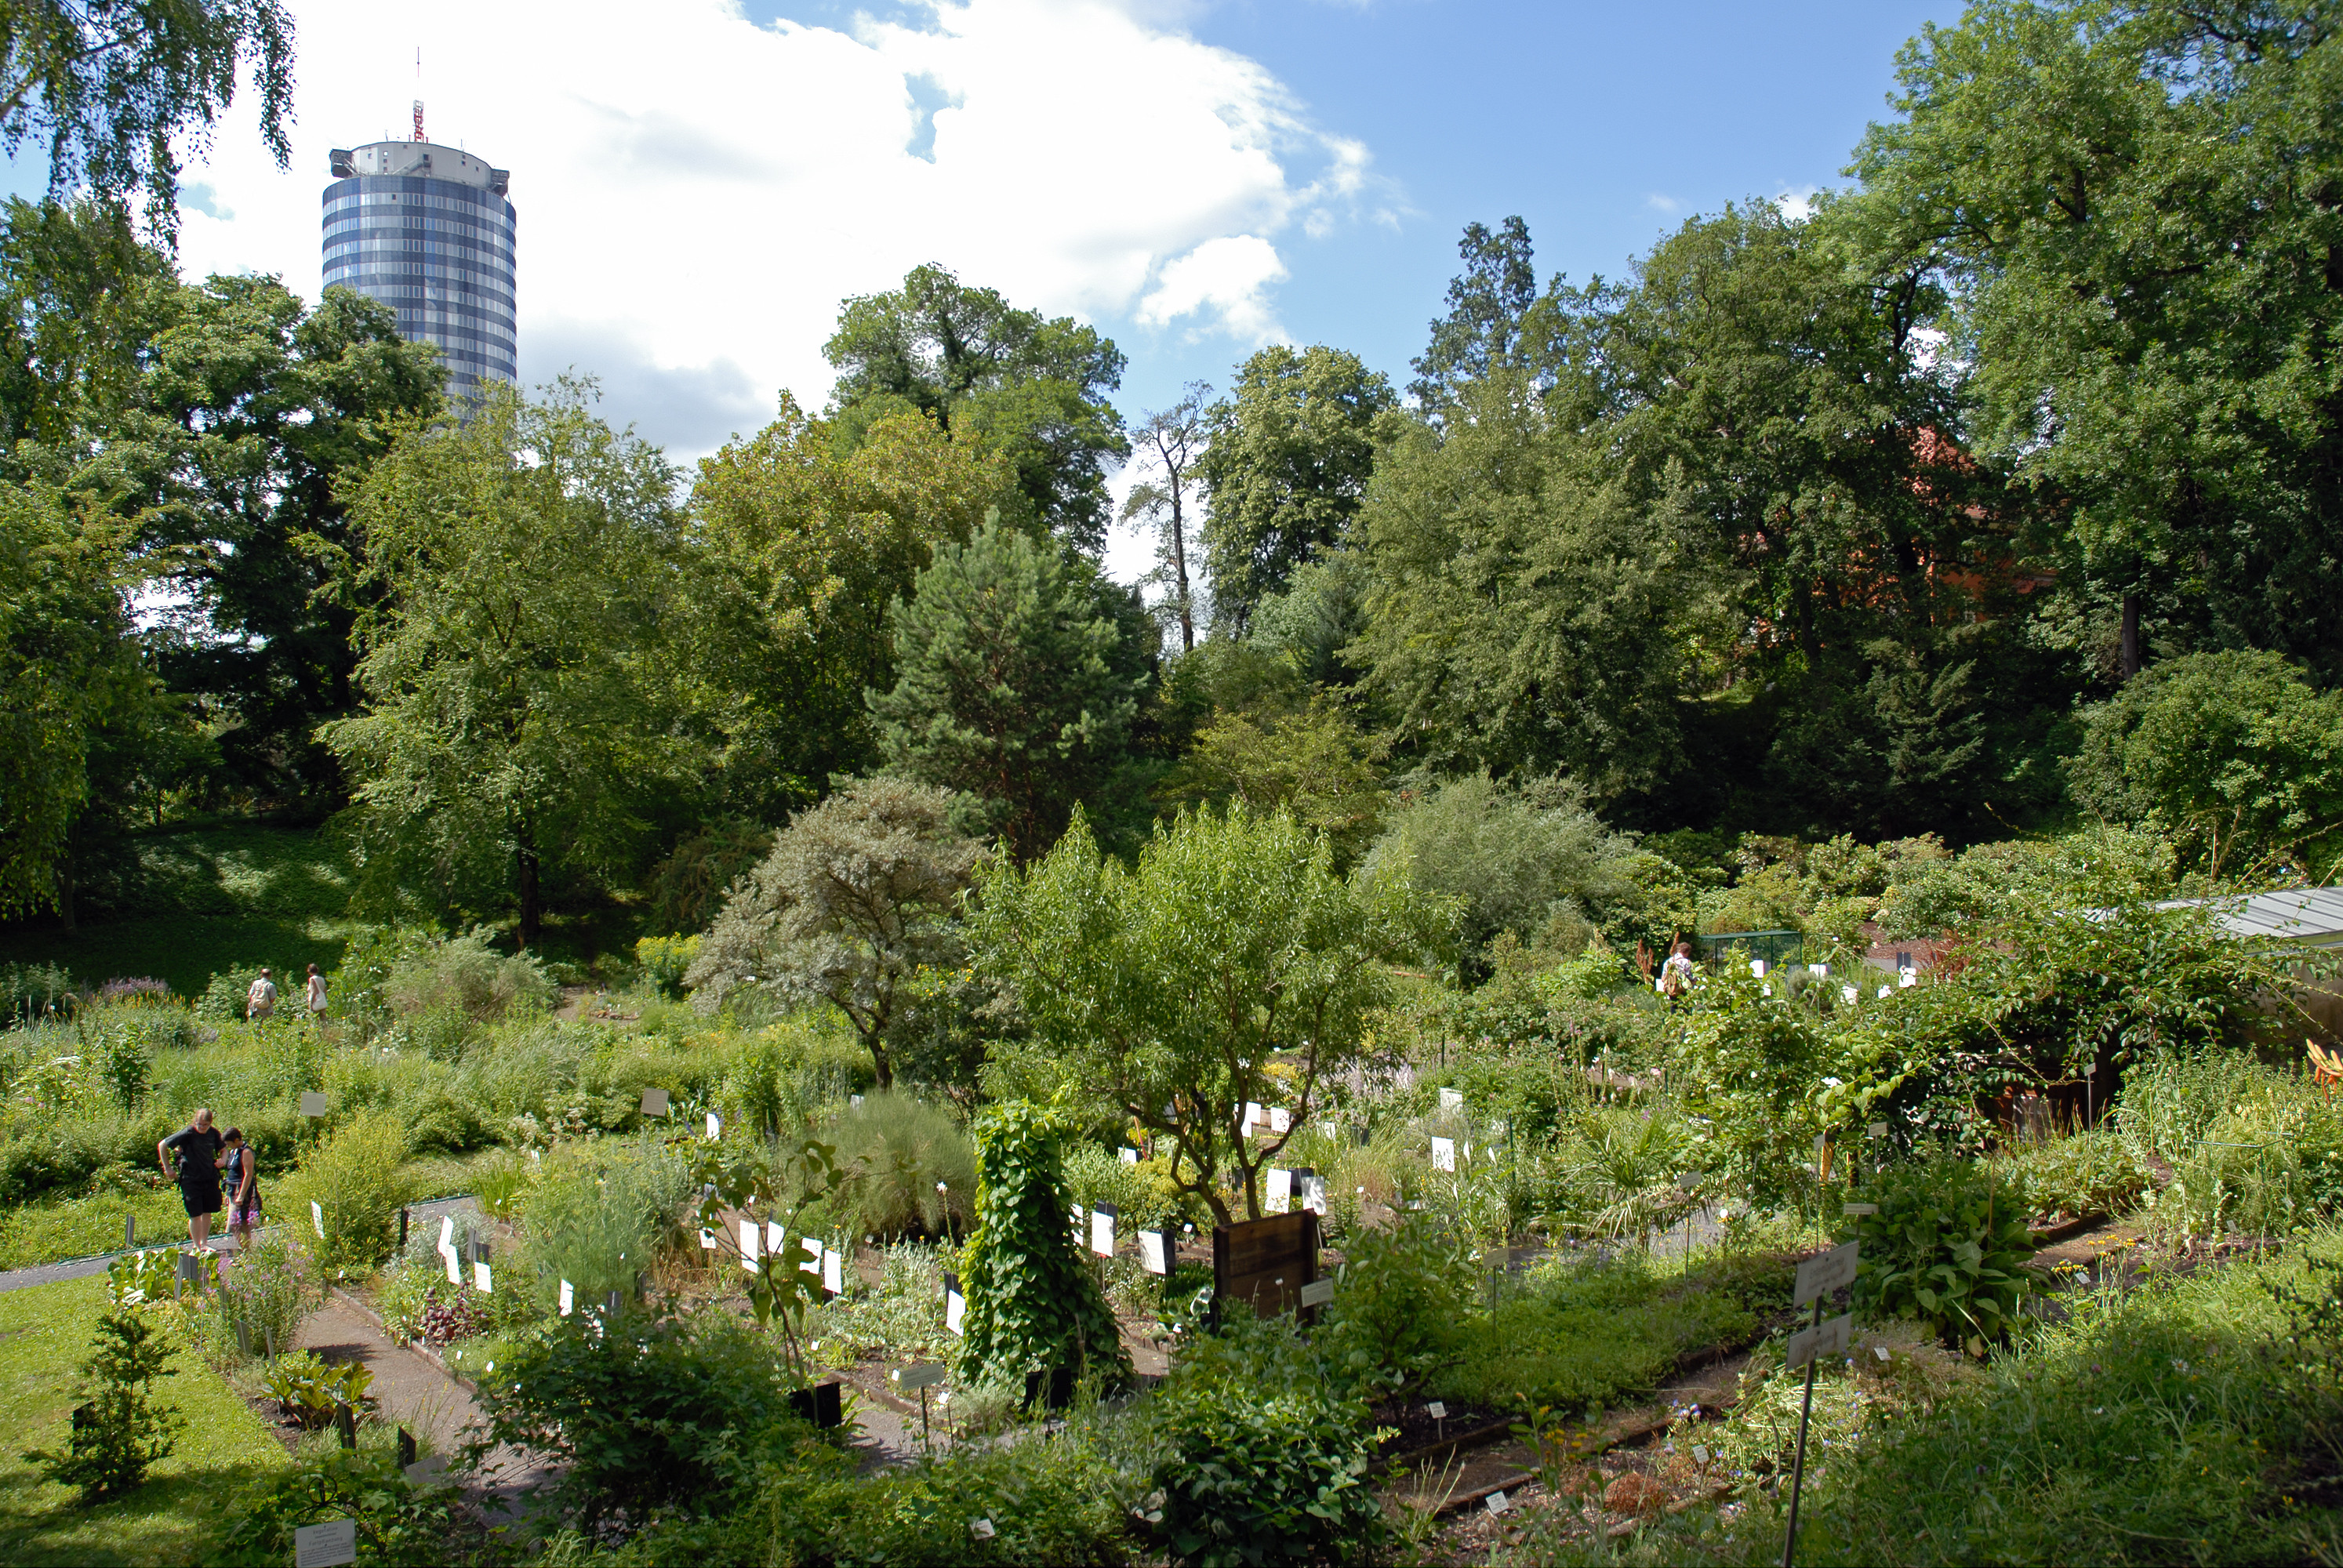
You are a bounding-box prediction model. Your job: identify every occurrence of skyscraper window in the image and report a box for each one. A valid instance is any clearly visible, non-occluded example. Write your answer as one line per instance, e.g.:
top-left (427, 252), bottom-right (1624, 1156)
top-left (322, 140), bottom-right (516, 402)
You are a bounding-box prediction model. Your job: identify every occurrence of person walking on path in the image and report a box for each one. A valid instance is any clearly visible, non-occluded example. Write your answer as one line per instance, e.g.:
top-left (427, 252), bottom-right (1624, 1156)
top-left (303, 963), bottom-right (327, 1022)
top-left (220, 1127), bottom-right (260, 1250)
top-left (158, 1109), bottom-right (225, 1250)
top-left (246, 967), bottom-right (278, 1021)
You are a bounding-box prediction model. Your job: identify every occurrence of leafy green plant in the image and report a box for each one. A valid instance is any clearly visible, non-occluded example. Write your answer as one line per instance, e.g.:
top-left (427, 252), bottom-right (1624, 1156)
top-left (959, 1098), bottom-right (1130, 1400)
top-left (1851, 1150), bottom-right (2038, 1352)
top-left (220, 1447), bottom-right (467, 1567)
top-left (216, 1231), bottom-right (314, 1358)
top-left (683, 1131), bottom-right (849, 1377)
top-left (521, 1135), bottom-right (691, 1317)
top-left (24, 1304), bottom-right (183, 1500)
top-left (1148, 1381), bottom-right (1384, 1568)
top-left (1323, 1205), bottom-right (1476, 1396)
top-left (282, 1110), bottom-right (414, 1272)
top-left (468, 1308), bottom-right (807, 1523)
top-left (634, 933), bottom-right (701, 997)
top-left (262, 1350), bottom-right (375, 1428)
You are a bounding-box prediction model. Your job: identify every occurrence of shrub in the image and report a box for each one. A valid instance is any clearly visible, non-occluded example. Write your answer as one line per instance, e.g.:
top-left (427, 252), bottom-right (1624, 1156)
top-left (470, 1309), bottom-right (807, 1521)
top-left (843, 1421), bottom-right (1142, 1565)
top-left (1324, 1206), bottom-right (1476, 1396)
top-left (216, 1230), bottom-right (315, 1359)
top-left (1851, 1149), bottom-right (2038, 1352)
top-left (960, 1099), bottom-right (1130, 1399)
top-left (220, 1449), bottom-right (465, 1567)
top-left (384, 930), bottom-right (554, 1021)
top-left (401, 1086), bottom-right (492, 1155)
top-left (1149, 1381), bottom-right (1383, 1568)
top-left (634, 933), bottom-right (700, 998)
top-left (283, 1111), bottom-right (414, 1273)
top-left (2003, 1127), bottom-right (2152, 1222)
top-left (518, 1136), bottom-right (690, 1314)
top-left (25, 1305), bottom-right (183, 1501)
top-left (196, 964), bottom-right (267, 1024)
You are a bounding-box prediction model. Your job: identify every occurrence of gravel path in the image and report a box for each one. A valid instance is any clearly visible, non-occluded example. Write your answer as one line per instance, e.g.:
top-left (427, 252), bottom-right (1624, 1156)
top-left (0, 1192), bottom-right (483, 1294)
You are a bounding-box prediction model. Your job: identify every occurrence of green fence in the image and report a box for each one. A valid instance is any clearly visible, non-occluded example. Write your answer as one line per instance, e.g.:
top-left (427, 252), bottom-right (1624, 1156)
top-left (1698, 928), bottom-right (1807, 971)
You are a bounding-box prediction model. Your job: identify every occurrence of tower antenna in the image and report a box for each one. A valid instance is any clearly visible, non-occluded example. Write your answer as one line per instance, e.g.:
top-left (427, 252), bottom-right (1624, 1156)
top-left (412, 48), bottom-right (425, 142)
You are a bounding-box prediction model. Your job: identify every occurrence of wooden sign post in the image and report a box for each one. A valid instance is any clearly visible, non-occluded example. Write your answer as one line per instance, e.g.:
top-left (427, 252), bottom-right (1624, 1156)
top-left (1211, 1210), bottom-right (1320, 1324)
top-left (1783, 1240), bottom-right (1858, 1568)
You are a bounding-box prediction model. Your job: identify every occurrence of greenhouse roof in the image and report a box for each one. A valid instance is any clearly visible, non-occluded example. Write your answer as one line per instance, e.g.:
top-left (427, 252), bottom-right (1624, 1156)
top-left (2157, 886), bottom-right (2343, 946)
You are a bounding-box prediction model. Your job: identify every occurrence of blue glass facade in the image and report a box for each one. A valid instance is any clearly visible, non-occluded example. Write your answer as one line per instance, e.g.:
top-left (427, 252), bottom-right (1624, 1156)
top-left (321, 143), bottom-right (517, 403)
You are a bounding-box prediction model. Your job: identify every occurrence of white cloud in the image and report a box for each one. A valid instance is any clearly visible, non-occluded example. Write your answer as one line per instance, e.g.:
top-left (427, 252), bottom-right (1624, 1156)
top-left (1644, 192), bottom-right (1684, 214)
top-left (1138, 234), bottom-right (1288, 343)
top-left (170, 0), bottom-right (1386, 459)
top-left (1774, 184), bottom-right (1821, 223)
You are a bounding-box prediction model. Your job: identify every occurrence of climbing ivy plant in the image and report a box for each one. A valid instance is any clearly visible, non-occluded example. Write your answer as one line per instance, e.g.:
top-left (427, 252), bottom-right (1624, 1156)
top-left (960, 1098), bottom-right (1129, 1402)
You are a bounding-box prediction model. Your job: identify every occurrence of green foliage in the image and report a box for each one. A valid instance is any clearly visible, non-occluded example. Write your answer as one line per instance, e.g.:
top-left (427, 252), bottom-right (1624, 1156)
top-left (215, 1231), bottom-right (313, 1360)
top-left (1194, 343), bottom-right (1397, 633)
top-left (683, 1131), bottom-right (850, 1372)
top-left (840, 1423), bottom-right (1143, 1566)
top-left (688, 775), bottom-right (979, 1089)
top-left (1851, 1150), bottom-right (2038, 1351)
top-left (2071, 649), bottom-right (2343, 880)
top-left (24, 1305), bottom-right (181, 1501)
top-left (870, 519), bottom-right (1144, 857)
top-left (519, 1136), bottom-right (692, 1316)
top-left (825, 262), bottom-right (1128, 553)
top-left (1148, 1378), bottom-right (1384, 1568)
top-left (382, 930), bottom-right (554, 1021)
top-left (1161, 692), bottom-right (1385, 865)
top-left (219, 1447), bottom-right (463, 1568)
top-left (259, 1350), bottom-right (372, 1428)
top-left (2000, 1127), bottom-right (2152, 1222)
top-left (1363, 772), bottom-right (1638, 970)
top-left (823, 1091), bottom-right (974, 1241)
top-left (633, 933), bottom-right (699, 998)
top-left (974, 805), bottom-right (1422, 1224)
top-left (1323, 1207), bottom-right (1477, 1396)
top-left (959, 1098), bottom-right (1129, 1398)
top-left (279, 1111), bottom-right (412, 1274)
top-left (470, 1308), bottom-right (808, 1523)
top-left (321, 380), bottom-right (696, 946)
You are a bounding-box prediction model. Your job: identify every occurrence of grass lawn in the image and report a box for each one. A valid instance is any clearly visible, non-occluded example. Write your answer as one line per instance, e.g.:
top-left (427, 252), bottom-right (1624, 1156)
top-left (0, 1191), bottom-right (198, 1272)
top-left (0, 1274), bottom-right (290, 1566)
top-left (0, 823), bottom-right (357, 1000)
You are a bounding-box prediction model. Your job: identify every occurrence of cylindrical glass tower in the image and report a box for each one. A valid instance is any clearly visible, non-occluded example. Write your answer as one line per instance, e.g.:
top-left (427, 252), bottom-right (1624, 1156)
top-left (322, 140), bottom-right (516, 401)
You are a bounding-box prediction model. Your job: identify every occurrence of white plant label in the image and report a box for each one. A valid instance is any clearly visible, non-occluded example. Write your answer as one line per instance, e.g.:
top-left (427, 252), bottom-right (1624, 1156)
top-left (1427, 1401), bottom-right (1447, 1420)
top-left (1438, 1087), bottom-right (1463, 1113)
top-left (294, 1518), bottom-right (358, 1568)
top-left (1843, 1203), bottom-right (1878, 1216)
top-left (1899, 970), bottom-right (1918, 988)
top-left (474, 1260), bottom-right (492, 1294)
top-left (299, 1091), bottom-right (328, 1118)
top-left (1868, 1121), bottom-right (1888, 1138)
top-left (894, 1362), bottom-right (946, 1392)
top-left (946, 1287), bottom-right (965, 1335)
top-left (1842, 985), bottom-right (1859, 1005)
top-left (1118, 1146), bottom-right (1138, 1164)
top-left (1750, 958), bottom-right (1768, 978)
top-left (1269, 1106), bottom-right (1291, 1134)
top-left (559, 1279), bottom-right (574, 1316)
top-left (1793, 1240), bottom-right (1859, 1305)
top-left (970, 1519), bottom-right (996, 1541)
top-left (1486, 1490), bottom-right (1510, 1515)
top-left (850, 1093), bottom-right (864, 1108)
top-left (1691, 1444), bottom-right (1709, 1465)
top-left (741, 1219), bottom-right (762, 1270)
top-left (800, 1236), bottom-right (822, 1274)
top-left (1139, 1229), bottom-right (1169, 1276)
top-left (1090, 1207), bottom-right (1116, 1258)
top-left (311, 1200), bottom-right (325, 1240)
top-left (1266, 1167), bottom-right (1292, 1213)
top-left (438, 1217), bottom-right (460, 1285)
top-left (705, 1112), bottom-right (721, 1140)
top-left (1808, 962), bottom-right (1828, 978)
top-left (639, 1087), bottom-right (669, 1117)
top-left (1431, 1136), bottom-right (1456, 1172)
top-left (1299, 1173), bottom-right (1328, 1214)
top-left (767, 1219), bottom-right (787, 1255)
top-left (1786, 1310), bottom-right (1855, 1369)
top-left (699, 1228), bottom-right (718, 1250)
top-left (823, 1247), bottom-right (842, 1297)
top-left (1299, 1278), bottom-right (1335, 1308)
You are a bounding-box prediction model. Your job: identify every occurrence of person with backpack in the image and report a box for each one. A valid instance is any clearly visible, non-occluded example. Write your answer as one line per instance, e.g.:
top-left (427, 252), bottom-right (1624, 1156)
top-left (246, 967), bottom-right (278, 1021)
top-left (220, 1127), bottom-right (261, 1250)
top-left (1658, 939), bottom-right (1696, 1005)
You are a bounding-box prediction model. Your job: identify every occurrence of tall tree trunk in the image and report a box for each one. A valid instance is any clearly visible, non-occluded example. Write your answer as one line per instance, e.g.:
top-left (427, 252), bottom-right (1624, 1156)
top-left (2120, 592), bottom-right (2141, 681)
top-left (1170, 482), bottom-right (1194, 654)
top-left (515, 839), bottom-right (541, 949)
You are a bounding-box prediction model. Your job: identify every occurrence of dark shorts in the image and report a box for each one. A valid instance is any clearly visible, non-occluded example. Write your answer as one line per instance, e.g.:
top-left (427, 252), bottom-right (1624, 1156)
top-left (180, 1181), bottom-right (222, 1218)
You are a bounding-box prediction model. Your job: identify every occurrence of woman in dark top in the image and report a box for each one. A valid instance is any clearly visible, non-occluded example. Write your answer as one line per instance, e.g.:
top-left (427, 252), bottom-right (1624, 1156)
top-left (221, 1127), bottom-right (260, 1250)
top-left (157, 1109), bottom-right (225, 1248)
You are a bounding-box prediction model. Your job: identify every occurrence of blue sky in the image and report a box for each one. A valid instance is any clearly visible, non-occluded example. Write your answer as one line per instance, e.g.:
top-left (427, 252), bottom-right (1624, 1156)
top-left (7, 0), bottom-right (1962, 575)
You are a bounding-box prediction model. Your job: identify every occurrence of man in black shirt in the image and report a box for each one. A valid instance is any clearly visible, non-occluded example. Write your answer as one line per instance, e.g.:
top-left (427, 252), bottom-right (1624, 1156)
top-left (158, 1109), bottom-right (226, 1249)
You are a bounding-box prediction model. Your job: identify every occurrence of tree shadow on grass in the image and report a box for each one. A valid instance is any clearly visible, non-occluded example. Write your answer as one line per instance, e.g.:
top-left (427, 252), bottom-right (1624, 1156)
top-left (0, 1456), bottom-right (289, 1568)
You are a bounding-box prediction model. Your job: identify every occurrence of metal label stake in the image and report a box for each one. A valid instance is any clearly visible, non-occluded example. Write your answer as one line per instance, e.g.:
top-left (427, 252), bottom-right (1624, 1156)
top-left (1783, 1241), bottom-right (1857, 1567)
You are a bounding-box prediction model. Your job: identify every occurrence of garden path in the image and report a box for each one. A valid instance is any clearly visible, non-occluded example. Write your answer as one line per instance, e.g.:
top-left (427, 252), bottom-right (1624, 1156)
top-left (0, 1192), bottom-right (485, 1295)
